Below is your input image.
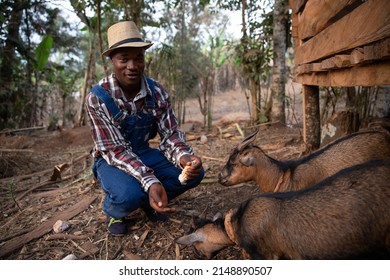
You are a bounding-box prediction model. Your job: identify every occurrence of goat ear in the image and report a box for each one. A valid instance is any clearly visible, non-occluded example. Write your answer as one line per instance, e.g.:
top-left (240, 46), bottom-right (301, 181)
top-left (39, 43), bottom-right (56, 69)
top-left (176, 232), bottom-right (205, 245)
top-left (237, 129), bottom-right (259, 151)
top-left (240, 156), bottom-right (257, 166)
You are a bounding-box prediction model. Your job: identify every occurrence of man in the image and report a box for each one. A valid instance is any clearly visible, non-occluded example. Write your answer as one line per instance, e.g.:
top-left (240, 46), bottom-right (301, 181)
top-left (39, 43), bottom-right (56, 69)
top-left (85, 21), bottom-right (204, 236)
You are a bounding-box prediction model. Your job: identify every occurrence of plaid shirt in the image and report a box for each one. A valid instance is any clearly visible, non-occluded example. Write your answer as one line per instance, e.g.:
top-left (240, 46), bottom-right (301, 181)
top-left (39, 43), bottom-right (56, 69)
top-left (85, 74), bottom-right (193, 192)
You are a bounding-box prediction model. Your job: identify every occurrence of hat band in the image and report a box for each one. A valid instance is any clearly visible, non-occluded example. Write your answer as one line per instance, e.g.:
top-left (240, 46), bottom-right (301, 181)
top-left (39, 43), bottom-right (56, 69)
top-left (110, 38), bottom-right (145, 49)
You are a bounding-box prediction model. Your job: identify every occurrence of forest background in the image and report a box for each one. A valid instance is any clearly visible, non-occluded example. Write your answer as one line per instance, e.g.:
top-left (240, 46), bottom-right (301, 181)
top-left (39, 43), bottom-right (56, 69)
top-left (1, 0), bottom-right (389, 134)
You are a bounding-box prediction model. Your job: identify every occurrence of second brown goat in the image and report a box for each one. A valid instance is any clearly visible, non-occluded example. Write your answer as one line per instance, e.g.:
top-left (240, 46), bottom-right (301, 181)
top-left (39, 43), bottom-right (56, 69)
top-left (178, 160), bottom-right (390, 259)
top-left (218, 129), bottom-right (390, 192)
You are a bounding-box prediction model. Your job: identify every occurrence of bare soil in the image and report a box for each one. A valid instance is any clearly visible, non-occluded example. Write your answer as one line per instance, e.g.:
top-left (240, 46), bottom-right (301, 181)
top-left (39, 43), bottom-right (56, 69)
top-left (0, 91), bottom-right (305, 260)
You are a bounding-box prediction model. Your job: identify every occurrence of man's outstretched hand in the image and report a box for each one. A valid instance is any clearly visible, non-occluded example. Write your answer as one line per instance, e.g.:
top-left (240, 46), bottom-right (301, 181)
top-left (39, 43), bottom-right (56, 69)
top-left (148, 183), bottom-right (176, 214)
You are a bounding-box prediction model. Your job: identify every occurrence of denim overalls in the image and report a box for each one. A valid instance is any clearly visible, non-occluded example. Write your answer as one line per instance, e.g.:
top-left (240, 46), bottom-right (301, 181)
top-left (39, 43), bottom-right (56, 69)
top-left (90, 78), bottom-right (204, 219)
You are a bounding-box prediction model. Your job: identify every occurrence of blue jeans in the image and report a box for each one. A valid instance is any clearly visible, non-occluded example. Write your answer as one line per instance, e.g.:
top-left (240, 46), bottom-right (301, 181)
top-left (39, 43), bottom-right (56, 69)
top-left (92, 148), bottom-right (204, 219)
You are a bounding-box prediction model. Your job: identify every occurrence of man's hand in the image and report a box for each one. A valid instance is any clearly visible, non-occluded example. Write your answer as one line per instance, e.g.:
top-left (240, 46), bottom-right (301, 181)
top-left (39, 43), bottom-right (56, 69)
top-left (179, 154), bottom-right (203, 181)
top-left (148, 183), bottom-right (176, 214)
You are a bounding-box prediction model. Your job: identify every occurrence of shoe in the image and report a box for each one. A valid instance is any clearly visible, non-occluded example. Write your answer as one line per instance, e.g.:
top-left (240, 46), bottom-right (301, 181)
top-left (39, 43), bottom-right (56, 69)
top-left (145, 211), bottom-right (169, 223)
top-left (105, 215), bottom-right (128, 236)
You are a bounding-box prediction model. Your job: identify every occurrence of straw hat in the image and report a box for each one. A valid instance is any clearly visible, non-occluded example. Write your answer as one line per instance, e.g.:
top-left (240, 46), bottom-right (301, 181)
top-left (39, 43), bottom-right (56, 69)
top-left (102, 21), bottom-right (153, 57)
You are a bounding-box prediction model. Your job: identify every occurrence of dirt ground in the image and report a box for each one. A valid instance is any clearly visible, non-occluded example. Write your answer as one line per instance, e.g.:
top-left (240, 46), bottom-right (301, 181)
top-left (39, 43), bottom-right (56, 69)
top-left (0, 88), bottom-right (307, 260)
top-left (0, 123), bottom-right (304, 260)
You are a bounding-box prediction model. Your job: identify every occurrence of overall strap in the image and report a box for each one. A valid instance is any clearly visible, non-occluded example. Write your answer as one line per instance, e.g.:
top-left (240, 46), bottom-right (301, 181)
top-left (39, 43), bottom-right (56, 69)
top-left (90, 78), bottom-right (155, 122)
top-left (146, 77), bottom-right (155, 97)
top-left (90, 84), bottom-right (124, 122)
top-left (145, 77), bottom-right (155, 110)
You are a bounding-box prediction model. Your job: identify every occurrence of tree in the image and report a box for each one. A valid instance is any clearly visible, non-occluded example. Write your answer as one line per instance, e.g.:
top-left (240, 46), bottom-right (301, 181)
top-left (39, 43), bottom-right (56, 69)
top-left (218, 0), bottom-right (273, 125)
top-left (70, 0), bottom-right (98, 127)
top-left (0, 0), bottom-right (81, 129)
top-left (147, 0), bottom-right (210, 126)
top-left (269, 0), bottom-right (288, 123)
top-left (198, 33), bottom-right (228, 129)
top-left (0, 0), bottom-right (24, 128)
top-left (0, 0), bottom-right (288, 131)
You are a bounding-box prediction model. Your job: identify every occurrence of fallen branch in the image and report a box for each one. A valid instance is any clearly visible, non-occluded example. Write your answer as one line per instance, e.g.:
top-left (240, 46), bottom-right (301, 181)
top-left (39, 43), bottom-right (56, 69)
top-left (16, 180), bottom-right (58, 201)
top-left (201, 155), bottom-right (226, 162)
top-left (0, 126), bottom-right (46, 135)
top-left (32, 195), bottom-right (79, 213)
top-left (200, 178), bottom-right (219, 184)
top-left (0, 186), bottom-right (74, 218)
top-left (15, 153), bottom-right (90, 201)
top-left (0, 228), bottom-right (31, 244)
top-left (0, 195), bottom-right (97, 258)
top-left (136, 229), bottom-right (150, 249)
top-left (234, 123), bottom-right (244, 137)
top-left (0, 149), bottom-right (35, 153)
top-left (0, 167), bottom-right (53, 185)
top-left (0, 152), bottom-right (90, 186)
top-left (77, 241), bottom-right (99, 259)
top-left (46, 233), bottom-right (88, 241)
top-left (175, 243), bottom-right (181, 260)
top-left (31, 186), bottom-right (80, 199)
top-left (246, 120), bottom-right (280, 129)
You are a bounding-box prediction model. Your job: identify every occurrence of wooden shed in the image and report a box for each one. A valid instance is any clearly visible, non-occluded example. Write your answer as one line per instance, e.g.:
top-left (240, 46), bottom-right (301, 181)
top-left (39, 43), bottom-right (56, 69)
top-left (289, 0), bottom-right (390, 150)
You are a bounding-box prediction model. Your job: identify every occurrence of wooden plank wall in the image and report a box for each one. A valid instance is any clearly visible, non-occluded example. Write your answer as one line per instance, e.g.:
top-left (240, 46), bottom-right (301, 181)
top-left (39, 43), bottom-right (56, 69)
top-left (290, 0), bottom-right (390, 87)
top-left (289, 0), bottom-right (390, 150)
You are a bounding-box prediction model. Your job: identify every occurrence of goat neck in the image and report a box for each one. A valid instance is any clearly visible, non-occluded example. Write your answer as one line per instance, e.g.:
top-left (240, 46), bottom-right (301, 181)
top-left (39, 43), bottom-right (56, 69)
top-left (252, 149), bottom-right (287, 192)
top-left (224, 209), bottom-right (238, 245)
top-left (224, 209), bottom-right (251, 259)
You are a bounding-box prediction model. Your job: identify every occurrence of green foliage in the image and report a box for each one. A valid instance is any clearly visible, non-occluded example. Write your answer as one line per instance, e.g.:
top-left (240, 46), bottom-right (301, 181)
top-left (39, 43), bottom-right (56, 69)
top-left (213, 0), bottom-right (275, 124)
top-left (213, 0), bottom-right (273, 85)
top-left (0, 0), bottom-right (277, 129)
top-left (35, 35), bottom-right (53, 71)
top-left (208, 34), bottom-right (228, 68)
top-left (0, 0), bottom-right (84, 129)
top-left (148, 0), bottom-right (213, 101)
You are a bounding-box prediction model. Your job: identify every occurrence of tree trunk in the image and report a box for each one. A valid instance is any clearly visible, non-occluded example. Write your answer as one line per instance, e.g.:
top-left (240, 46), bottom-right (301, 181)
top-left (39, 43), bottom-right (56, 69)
top-left (203, 77), bottom-right (208, 128)
top-left (250, 79), bottom-right (258, 124)
top-left (96, 0), bottom-right (108, 76)
top-left (76, 35), bottom-right (94, 127)
top-left (0, 0), bottom-right (23, 127)
top-left (62, 90), bottom-right (67, 128)
top-left (241, 0), bottom-right (247, 37)
top-left (303, 85), bottom-right (320, 151)
top-left (270, 0), bottom-right (288, 124)
top-left (207, 72), bottom-right (214, 130)
top-left (125, 0), bottom-right (143, 26)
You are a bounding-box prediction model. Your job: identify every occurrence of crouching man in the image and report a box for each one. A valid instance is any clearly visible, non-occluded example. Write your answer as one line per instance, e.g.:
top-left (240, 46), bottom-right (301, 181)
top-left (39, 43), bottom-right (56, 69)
top-left (85, 21), bottom-right (204, 236)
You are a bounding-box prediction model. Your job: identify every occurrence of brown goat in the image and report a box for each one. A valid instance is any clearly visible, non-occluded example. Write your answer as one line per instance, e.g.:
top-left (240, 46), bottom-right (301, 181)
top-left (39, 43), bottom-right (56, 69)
top-left (177, 160), bottom-right (390, 259)
top-left (219, 129), bottom-right (390, 192)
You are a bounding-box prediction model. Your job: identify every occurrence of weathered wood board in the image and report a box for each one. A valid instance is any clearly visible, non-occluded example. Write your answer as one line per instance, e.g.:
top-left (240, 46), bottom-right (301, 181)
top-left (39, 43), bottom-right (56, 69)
top-left (289, 0), bottom-right (390, 149)
top-left (295, 0), bottom-right (390, 65)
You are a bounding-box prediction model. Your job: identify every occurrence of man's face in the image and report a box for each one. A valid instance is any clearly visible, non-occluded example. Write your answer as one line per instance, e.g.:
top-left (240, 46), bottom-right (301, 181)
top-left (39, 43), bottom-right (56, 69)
top-left (110, 47), bottom-right (145, 90)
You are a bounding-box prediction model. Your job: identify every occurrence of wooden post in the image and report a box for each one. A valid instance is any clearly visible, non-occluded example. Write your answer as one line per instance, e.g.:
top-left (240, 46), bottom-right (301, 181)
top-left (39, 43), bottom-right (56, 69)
top-left (303, 85), bottom-right (320, 151)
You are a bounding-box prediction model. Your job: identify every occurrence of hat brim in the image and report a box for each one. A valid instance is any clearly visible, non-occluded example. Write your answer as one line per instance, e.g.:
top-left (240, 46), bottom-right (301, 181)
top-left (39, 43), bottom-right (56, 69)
top-left (102, 42), bottom-right (153, 57)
